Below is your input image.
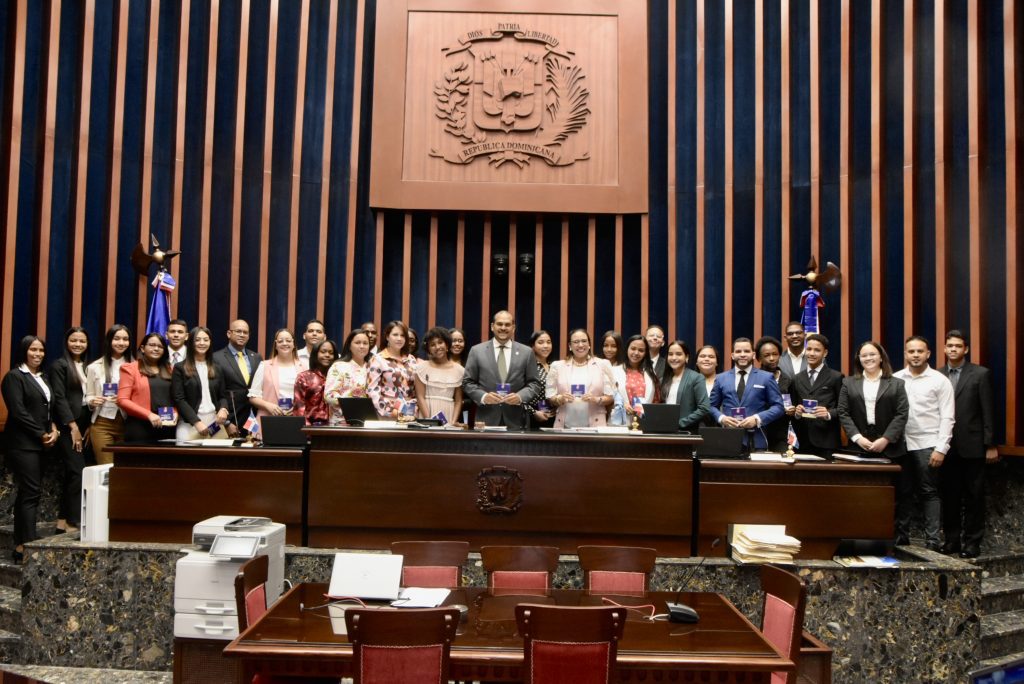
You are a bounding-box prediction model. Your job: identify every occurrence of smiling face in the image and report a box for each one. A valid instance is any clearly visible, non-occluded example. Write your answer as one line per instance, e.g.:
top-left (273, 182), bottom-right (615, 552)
top-left (165, 323), bottom-right (188, 350)
top-left (602, 336), bottom-right (619, 362)
top-left (696, 347), bottom-right (718, 377)
top-left (141, 336), bottom-right (165, 362)
top-left (110, 329), bottom-right (131, 358)
top-left (227, 321), bottom-right (250, 349)
top-left (25, 340), bottom-right (45, 372)
top-left (304, 322), bottom-right (326, 349)
top-left (626, 339), bottom-right (647, 368)
top-left (666, 343), bottom-right (687, 372)
top-left (858, 343), bottom-right (882, 375)
top-left (274, 331), bottom-right (295, 357)
top-left (785, 324), bottom-right (805, 353)
top-left (450, 331), bottom-right (465, 355)
top-left (569, 331), bottom-right (591, 361)
top-left (804, 339), bottom-right (827, 368)
top-left (491, 312), bottom-right (515, 344)
top-left (731, 341), bottom-right (754, 370)
top-left (192, 330), bottom-right (211, 359)
top-left (426, 336), bottom-right (448, 362)
top-left (533, 333), bottom-right (552, 361)
top-left (349, 332), bottom-right (370, 363)
top-left (645, 327), bottom-right (665, 354)
top-left (66, 332), bottom-right (88, 360)
top-left (317, 342), bottom-right (337, 367)
top-left (386, 326), bottom-right (407, 354)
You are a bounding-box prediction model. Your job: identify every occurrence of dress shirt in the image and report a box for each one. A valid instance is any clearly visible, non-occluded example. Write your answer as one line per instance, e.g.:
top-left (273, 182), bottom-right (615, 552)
top-left (666, 375), bottom-right (682, 405)
top-left (249, 362), bottom-right (300, 401)
top-left (862, 376), bottom-right (881, 426)
top-left (194, 361), bottom-right (215, 414)
top-left (893, 365), bottom-right (955, 454)
top-left (297, 347), bottom-right (311, 364)
top-left (227, 343), bottom-right (253, 376)
top-left (785, 349), bottom-right (805, 373)
top-left (491, 338), bottom-right (512, 365)
top-left (168, 348), bottom-right (185, 366)
top-left (73, 360), bottom-right (87, 405)
top-left (734, 367), bottom-right (750, 392)
top-left (19, 365), bottom-right (51, 402)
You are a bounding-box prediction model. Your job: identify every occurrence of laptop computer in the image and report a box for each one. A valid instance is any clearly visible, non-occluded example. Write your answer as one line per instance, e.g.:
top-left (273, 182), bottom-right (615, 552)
top-left (327, 552), bottom-right (404, 600)
top-left (639, 404), bottom-right (680, 434)
top-left (696, 426), bottom-right (746, 459)
top-left (338, 397), bottom-right (380, 426)
top-left (260, 415), bottom-right (307, 447)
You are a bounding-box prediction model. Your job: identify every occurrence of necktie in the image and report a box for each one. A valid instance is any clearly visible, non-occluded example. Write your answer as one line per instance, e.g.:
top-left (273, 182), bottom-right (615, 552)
top-left (949, 367), bottom-right (960, 390)
top-left (736, 369), bottom-right (746, 400)
top-left (809, 368), bottom-right (818, 385)
top-left (497, 345), bottom-right (508, 383)
top-left (237, 350), bottom-right (250, 384)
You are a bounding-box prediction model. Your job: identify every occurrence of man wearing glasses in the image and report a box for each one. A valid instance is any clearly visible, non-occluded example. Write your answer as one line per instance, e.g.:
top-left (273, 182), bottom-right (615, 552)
top-left (213, 320), bottom-right (263, 431)
top-left (779, 321), bottom-right (807, 379)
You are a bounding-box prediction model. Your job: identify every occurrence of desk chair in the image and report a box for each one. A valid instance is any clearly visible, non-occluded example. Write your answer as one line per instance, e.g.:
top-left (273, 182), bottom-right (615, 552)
top-left (391, 541), bottom-right (470, 588)
top-left (344, 607), bottom-right (461, 684)
top-left (515, 604), bottom-right (626, 684)
top-left (577, 545), bottom-right (657, 593)
top-left (760, 564), bottom-right (808, 684)
top-left (480, 545), bottom-right (560, 591)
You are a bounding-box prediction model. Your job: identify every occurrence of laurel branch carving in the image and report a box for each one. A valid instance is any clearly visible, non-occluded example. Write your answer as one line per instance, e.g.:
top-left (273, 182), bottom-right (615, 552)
top-left (433, 61), bottom-right (483, 145)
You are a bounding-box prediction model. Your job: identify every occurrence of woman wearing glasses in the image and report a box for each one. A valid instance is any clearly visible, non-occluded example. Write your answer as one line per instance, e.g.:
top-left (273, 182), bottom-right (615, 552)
top-left (545, 329), bottom-right (614, 428)
top-left (118, 333), bottom-right (177, 442)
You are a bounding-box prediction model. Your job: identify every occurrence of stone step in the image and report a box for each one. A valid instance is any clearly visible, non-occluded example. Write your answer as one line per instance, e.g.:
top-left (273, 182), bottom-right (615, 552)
top-left (983, 575), bottom-right (1024, 615)
top-left (0, 664), bottom-right (172, 683)
top-left (0, 628), bottom-right (20, 666)
top-left (982, 609), bottom-right (1024, 660)
top-left (976, 549), bottom-right (1024, 578)
top-left (0, 523), bottom-right (71, 551)
top-left (971, 650), bottom-right (1024, 679)
top-left (0, 585), bottom-right (21, 635)
top-left (0, 556), bottom-right (21, 590)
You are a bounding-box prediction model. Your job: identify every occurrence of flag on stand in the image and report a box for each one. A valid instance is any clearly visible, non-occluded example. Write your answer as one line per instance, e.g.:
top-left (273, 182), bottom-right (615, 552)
top-left (243, 411), bottom-right (260, 436)
top-left (146, 270), bottom-right (177, 337)
top-left (787, 422), bottom-right (800, 450)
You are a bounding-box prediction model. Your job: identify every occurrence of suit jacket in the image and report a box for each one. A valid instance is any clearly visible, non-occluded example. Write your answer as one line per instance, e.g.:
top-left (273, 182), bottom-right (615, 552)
top-left (171, 363), bottom-right (229, 426)
top-left (117, 362), bottom-right (157, 420)
top-left (48, 357), bottom-right (90, 430)
top-left (650, 355), bottom-right (667, 381)
top-left (763, 372), bottom-right (792, 452)
top-left (213, 346), bottom-right (262, 426)
top-left (779, 351), bottom-right (806, 379)
top-left (789, 364), bottom-right (844, 450)
top-left (548, 357), bottom-right (613, 428)
top-left (2, 369), bottom-right (53, 452)
top-left (837, 375), bottom-right (909, 458)
top-left (709, 367), bottom-right (785, 450)
top-left (940, 362), bottom-right (995, 459)
top-left (660, 368), bottom-right (711, 432)
top-left (462, 339), bottom-right (542, 427)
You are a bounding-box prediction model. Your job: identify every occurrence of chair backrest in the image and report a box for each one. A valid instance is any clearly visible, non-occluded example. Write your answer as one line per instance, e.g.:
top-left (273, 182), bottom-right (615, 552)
top-left (760, 563), bottom-right (807, 684)
top-left (480, 545), bottom-right (560, 590)
top-left (577, 545), bottom-right (657, 593)
top-left (234, 554), bottom-right (270, 632)
top-left (344, 607), bottom-right (461, 684)
top-left (391, 541), bottom-right (470, 588)
top-left (515, 604), bottom-right (626, 684)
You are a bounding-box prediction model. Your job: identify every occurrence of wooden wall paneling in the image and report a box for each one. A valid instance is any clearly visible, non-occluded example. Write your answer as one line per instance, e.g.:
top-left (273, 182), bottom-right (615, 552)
top-left (640, 212), bottom-right (650, 331)
top-left (871, 0), bottom-right (883, 342)
top-left (723, 0), bottom-right (733, 348)
top-left (105, 0), bottom-right (131, 330)
top-left (257, 0), bottom-right (279, 355)
top-left (779, 0), bottom-right (790, 342)
top-left (36, 0), bottom-right (62, 333)
top-left (479, 214), bottom-right (491, 339)
top-left (695, 0), bottom-right (705, 346)
top-left (71, 0), bottom-right (96, 320)
top-left (229, 0), bottom-right (251, 322)
top-left (286, 0), bottom-right (310, 329)
top-left (373, 210), bottom-right (383, 329)
top-left (967, 0), bottom-right (981, 354)
top-left (934, 0), bottom-right (946, 350)
top-left (839, 0), bottom-right (851, 374)
top-left (753, 0), bottom-right (764, 339)
top-left (809, 0), bottom-right (820, 261)
top-left (903, 0), bottom-right (914, 338)
top-left (198, 0), bottom-right (219, 330)
top-left (586, 215), bottom-right (595, 335)
top-left (455, 213), bottom-right (465, 329)
top-left (1004, 0), bottom-right (1019, 442)
top-left (427, 213), bottom-right (438, 327)
top-left (314, 0), bottom-right (338, 320)
top-left (508, 215), bottom-right (517, 317)
top-left (170, 0), bottom-right (191, 318)
top-left (402, 211), bottom-right (412, 324)
top-left (136, 0), bottom-right (161, 339)
top-left (532, 214), bottom-right (542, 333)
top-left (560, 216), bottom-right (569, 350)
top-left (667, 0), bottom-right (677, 338)
top-left (342, 0), bottom-right (366, 333)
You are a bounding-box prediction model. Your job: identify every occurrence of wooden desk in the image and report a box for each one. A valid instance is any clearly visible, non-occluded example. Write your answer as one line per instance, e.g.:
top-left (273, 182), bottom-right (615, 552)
top-left (224, 583), bottom-right (792, 682)
top-left (305, 427), bottom-right (697, 554)
top-left (108, 444), bottom-right (305, 545)
top-left (697, 458), bottom-right (899, 558)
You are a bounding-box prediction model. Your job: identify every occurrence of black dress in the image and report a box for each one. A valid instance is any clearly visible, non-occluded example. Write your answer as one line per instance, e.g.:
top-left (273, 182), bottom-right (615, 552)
top-left (124, 374), bottom-right (177, 442)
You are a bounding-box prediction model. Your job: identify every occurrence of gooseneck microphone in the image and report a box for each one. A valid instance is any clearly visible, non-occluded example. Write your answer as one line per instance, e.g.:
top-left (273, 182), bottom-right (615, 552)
top-left (666, 537), bottom-right (721, 623)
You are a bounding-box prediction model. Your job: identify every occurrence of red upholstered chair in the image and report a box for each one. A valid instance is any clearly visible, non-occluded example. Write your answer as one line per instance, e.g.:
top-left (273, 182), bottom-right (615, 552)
top-left (577, 545), bottom-right (657, 593)
top-left (391, 541), bottom-right (470, 588)
top-left (480, 545), bottom-right (560, 591)
top-left (344, 607), bottom-right (461, 684)
top-left (760, 563), bottom-right (807, 684)
top-left (514, 604), bottom-right (626, 684)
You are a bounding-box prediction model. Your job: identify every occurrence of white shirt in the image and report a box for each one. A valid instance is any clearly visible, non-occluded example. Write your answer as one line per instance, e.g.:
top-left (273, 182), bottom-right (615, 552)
top-left (74, 360), bottom-right (87, 405)
top-left (86, 357), bottom-right (126, 420)
top-left (168, 348), bottom-right (185, 367)
top-left (19, 364), bottom-right (50, 402)
top-left (248, 361), bottom-right (300, 403)
top-left (195, 361), bottom-right (215, 414)
top-left (894, 365), bottom-right (955, 454)
top-left (786, 349), bottom-right (806, 373)
top-left (666, 375), bottom-right (683, 404)
top-left (733, 366), bottom-right (752, 392)
top-left (297, 347), bottom-right (311, 364)
top-left (491, 338), bottom-right (514, 365)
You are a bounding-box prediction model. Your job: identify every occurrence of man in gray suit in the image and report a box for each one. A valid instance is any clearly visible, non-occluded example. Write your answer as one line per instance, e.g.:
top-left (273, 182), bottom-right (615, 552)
top-left (779, 321), bottom-right (807, 378)
top-left (462, 310), bottom-right (543, 428)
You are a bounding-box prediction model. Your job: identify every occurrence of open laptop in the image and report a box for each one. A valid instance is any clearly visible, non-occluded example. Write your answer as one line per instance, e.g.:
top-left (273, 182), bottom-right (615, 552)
top-left (260, 416), bottom-right (307, 447)
top-left (338, 397), bottom-right (380, 426)
top-left (639, 404), bottom-right (681, 434)
top-left (327, 552), bottom-right (404, 600)
top-left (696, 426), bottom-right (746, 459)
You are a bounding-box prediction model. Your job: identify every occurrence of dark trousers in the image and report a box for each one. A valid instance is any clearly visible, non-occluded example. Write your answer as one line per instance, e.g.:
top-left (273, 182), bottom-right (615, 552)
top-left (896, 447), bottom-right (942, 545)
top-left (941, 450), bottom-right (986, 548)
top-left (6, 447), bottom-right (43, 546)
top-left (54, 427), bottom-right (86, 526)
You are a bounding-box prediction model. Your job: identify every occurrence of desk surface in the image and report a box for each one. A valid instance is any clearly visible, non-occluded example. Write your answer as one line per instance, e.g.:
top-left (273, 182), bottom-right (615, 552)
top-left (225, 583), bottom-right (791, 681)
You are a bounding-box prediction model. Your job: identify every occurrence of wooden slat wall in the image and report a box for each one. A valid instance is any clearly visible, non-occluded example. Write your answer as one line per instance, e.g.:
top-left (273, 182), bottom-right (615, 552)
top-left (0, 0), bottom-right (1020, 445)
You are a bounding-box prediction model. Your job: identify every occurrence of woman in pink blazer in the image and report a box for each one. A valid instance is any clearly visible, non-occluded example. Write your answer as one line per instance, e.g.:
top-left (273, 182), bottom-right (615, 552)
top-left (545, 329), bottom-right (614, 428)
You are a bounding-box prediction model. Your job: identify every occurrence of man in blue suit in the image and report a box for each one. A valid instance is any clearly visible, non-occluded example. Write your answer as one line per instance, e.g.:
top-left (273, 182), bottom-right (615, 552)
top-left (709, 337), bottom-right (786, 451)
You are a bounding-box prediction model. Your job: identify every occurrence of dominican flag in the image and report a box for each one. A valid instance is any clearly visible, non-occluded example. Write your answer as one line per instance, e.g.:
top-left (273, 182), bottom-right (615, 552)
top-left (243, 412), bottom-right (260, 435)
top-left (145, 271), bottom-right (177, 337)
top-left (787, 422), bottom-right (799, 450)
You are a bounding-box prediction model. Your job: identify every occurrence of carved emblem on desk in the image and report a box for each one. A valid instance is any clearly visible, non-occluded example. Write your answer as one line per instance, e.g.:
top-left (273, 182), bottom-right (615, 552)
top-left (431, 23), bottom-right (590, 169)
top-left (476, 466), bottom-right (524, 514)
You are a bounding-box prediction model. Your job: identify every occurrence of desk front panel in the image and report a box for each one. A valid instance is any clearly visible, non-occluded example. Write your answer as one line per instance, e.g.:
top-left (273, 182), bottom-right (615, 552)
top-left (307, 429), bottom-right (696, 553)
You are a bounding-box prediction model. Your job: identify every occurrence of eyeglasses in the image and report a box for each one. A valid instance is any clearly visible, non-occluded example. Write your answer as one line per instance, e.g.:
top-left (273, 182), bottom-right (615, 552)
top-left (144, 343), bottom-right (164, 350)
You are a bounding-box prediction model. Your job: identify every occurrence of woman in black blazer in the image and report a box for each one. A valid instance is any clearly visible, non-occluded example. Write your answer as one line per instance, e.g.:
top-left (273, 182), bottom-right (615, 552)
top-left (838, 341), bottom-right (909, 459)
top-left (1, 336), bottom-right (60, 562)
top-left (47, 327), bottom-right (91, 533)
top-left (172, 326), bottom-right (230, 441)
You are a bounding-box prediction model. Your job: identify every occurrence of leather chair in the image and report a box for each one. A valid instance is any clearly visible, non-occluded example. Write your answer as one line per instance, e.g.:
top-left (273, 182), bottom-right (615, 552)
top-left (760, 563), bottom-right (808, 684)
top-left (480, 545), bottom-right (560, 590)
top-left (514, 604), bottom-right (626, 684)
top-left (576, 545), bottom-right (657, 593)
top-left (344, 607), bottom-right (461, 684)
top-left (391, 540), bottom-right (470, 588)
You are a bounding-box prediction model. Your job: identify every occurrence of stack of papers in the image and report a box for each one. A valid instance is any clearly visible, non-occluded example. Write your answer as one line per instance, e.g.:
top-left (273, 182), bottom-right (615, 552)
top-left (729, 524), bottom-right (801, 564)
top-left (833, 555), bottom-right (900, 568)
top-left (833, 453), bottom-right (891, 464)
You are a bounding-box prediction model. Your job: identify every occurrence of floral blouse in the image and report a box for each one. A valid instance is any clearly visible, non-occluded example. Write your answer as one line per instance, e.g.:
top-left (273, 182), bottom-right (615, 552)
top-left (366, 352), bottom-right (418, 417)
top-left (293, 369), bottom-right (329, 426)
top-left (324, 360), bottom-right (370, 425)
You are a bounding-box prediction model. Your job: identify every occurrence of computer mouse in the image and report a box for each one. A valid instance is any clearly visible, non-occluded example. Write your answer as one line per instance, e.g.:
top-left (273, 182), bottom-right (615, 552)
top-left (666, 601), bottom-right (699, 623)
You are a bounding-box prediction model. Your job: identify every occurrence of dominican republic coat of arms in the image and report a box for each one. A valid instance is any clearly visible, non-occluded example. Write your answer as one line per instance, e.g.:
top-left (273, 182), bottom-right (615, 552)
top-left (430, 24), bottom-right (591, 169)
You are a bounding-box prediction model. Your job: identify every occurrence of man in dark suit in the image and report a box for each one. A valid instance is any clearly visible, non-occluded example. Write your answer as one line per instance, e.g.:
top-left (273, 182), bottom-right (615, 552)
top-left (939, 330), bottom-right (998, 558)
top-left (645, 325), bottom-right (667, 379)
top-left (779, 321), bottom-right (807, 378)
top-left (755, 335), bottom-right (795, 452)
top-left (462, 310), bottom-right (543, 428)
top-left (709, 337), bottom-right (785, 451)
top-left (789, 333), bottom-right (844, 456)
top-left (213, 319), bottom-right (263, 431)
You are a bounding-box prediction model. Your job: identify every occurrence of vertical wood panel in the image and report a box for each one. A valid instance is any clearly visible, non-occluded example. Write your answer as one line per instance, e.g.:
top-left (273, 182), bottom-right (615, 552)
top-left (455, 214), bottom-right (464, 328)
top-left (613, 213), bottom-right (622, 331)
top-left (508, 216), bottom-right (517, 315)
top-left (373, 211), bottom-right (383, 327)
top-left (839, 0), bottom-right (851, 373)
top-left (966, 0), bottom-right (981, 354)
top-left (286, 0), bottom-right (310, 329)
top-left (723, 0), bottom-right (733, 347)
top-left (903, 0), bottom-right (915, 337)
top-left (870, 0), bottom-right (882, 341)
top-left (586, 216), bottom-right (595, 335)
top-left (809, 0), bottom-right (820, 260)
top-left (71, 0), bottom-right (97, 320)
top-left (257, 0), bottom-right (279, 354)
top-left (479, 215), bottom-right (491, 339)
top-left (560, 216), bottom-right (569, 349)
top-left (105, 0), bottom-right (131, 330)
top-left (315, 0), bottom-right (338, 320)
top-left (640, 213), bottom-right (649, 329)
top-left (667, 0), bottom-right (677, 337)
top-left (136, 0), bottom-right (161, 338)
top-left (779, 0), bottom-right (790, 337)
top-left (170, 0), bottom-right (191, 317)
top-left (695, 0), bottom-right (705, 345)
top-left (402, 212), bottom-right (412, 323)
top-left (934, 0), bottom-right (947, 349)
top-left (427, 213), bottom-right (437, 327)
top-left (199, 0), bottom-right (220, 327)
top-left (753, 0), bottom-right (764, 339)
top-left (230, 0), bottom-right (251, 321)
top-left (1004, 0), bottom-right (1018, 442)
top-left (532, 215), bottom-right (541, 332)
top-left (342, 0), bottom-right (366, 332)
top-left (36, 0), bottom-right (62, 331)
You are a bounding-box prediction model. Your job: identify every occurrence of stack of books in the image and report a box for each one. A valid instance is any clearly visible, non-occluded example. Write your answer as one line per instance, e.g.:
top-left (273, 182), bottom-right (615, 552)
top-left (729, 524), bottom-right (802, 564)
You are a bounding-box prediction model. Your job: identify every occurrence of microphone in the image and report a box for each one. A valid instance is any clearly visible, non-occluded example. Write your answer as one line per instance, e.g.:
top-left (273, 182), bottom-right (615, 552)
top-left (666, 538), bottom-right (721, 623)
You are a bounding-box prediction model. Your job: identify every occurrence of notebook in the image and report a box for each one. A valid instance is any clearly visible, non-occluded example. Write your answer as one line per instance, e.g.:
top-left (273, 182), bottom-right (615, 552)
top-left (696, 426), bottom-right (746, 459)
top-left (260, 416), bottom-right (307, 447)
top-left (327, 552), bottom-right (404, 600)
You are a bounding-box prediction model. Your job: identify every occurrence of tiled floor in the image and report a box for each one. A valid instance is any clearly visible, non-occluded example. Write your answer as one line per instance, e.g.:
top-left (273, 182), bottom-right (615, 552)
top-left (0, 665), bottom-right (171, 683)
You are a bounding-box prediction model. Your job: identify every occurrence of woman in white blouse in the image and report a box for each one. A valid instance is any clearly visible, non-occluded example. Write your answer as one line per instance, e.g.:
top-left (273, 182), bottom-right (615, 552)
top-left (172, 326), bottom-right (231, 441)
top-left (324, 328), bottom-right (372, 424)
top-left (248, 328), bottom-right (307, 421)
top-left (546, 329), bottom-right (614, 428)
top-left (85, 325), bottom-right (133, 464)
top-left (838, 341), bottom-right (909, 459)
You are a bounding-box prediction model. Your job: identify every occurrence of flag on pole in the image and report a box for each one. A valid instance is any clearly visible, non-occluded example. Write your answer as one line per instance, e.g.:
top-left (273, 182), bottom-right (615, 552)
top-left (146, 271), bottom-right (176, 337)
top-left (787, 421), bottom-right (800, 450)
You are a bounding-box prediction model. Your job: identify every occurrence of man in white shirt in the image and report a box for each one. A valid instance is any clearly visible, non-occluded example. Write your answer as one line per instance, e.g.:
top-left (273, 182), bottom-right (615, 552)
top-left (645, 325), bottom-right (667, 378)
top-left (778, 321), bottom-right (806, 378)
top-left (361, 321), bottom-right (378, 355)
top-left (165, 320), bottom-right (189, 367)
top-left (297, 319), bottom-right (326, 365)
top-left (893, 335), bottom-right (955, 550)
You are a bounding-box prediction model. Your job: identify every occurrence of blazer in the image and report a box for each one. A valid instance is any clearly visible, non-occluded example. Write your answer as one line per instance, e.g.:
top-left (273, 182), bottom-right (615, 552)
top-left (548, 357), bottom-right (614, 428)
top-left (48, 357), bottom-right (90, 430)
top-left (660, 368), bottom-right (711, 432)
top-left (940, 362), bottom-right (996, 459)
top-left (1, 369), bottom-right (53, 452)
top-left (789, 364), bottom-right (844, 450)
top-left (709, 367), bottom-right (785, 450)
top-left (171, 363), bottom-right (229, 426)
top-left (213, 346), bottom-right (263, 426)
top-left (118, 362), bottom-right (158, 420)
top-left (779, 351), bottom-right (807, 379)
top-left (837, 375), bottom-right (909, 458)
top-left (762, 372), bottom-right (792, 452)
top-left (462, 339), bottom-right (543, 427)
top-left (650, 355), bottom-right (667, 381)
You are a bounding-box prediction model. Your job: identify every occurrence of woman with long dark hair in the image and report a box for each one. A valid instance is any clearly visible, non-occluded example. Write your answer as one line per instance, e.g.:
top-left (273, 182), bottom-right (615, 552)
top-left (324, 329), bottom-right (372, 424)
top-left (172, 326), bottom-right (230, 441)
top-left (546, 329), bottom-right (614, 428)
top-left (367, 320), bottom-right (418, 418)
top-left (838, 341), bottom-right (909, 459)
top-left (85, 325), bottom-right (133, 464)
top-left (660, 339), bottom-right (711, 432)
top-left (118, 332), bottom-right (176, 442)
top-left (449, 327), bottom-right (467, 366)
top-left (48, 327), bottom-right (91, 533)
top-left (294, 339), bottom-right (339, 426)
top-left (524, 330), bottom-right (555, 429)
top-left (616, 335), bottom-right (662, 419)
top-left (248, 328), bottom-right (306, 420)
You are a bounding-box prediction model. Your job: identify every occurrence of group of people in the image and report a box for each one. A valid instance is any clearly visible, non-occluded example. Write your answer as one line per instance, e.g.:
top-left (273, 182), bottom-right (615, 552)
top-left (0, 311), bottom-right (998, 563)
